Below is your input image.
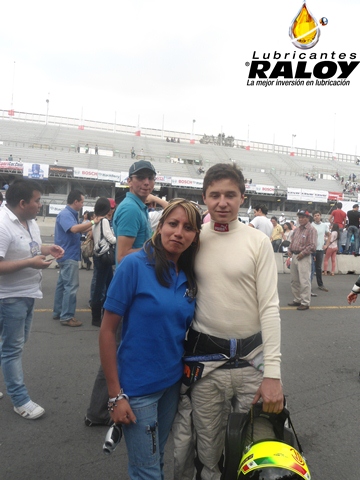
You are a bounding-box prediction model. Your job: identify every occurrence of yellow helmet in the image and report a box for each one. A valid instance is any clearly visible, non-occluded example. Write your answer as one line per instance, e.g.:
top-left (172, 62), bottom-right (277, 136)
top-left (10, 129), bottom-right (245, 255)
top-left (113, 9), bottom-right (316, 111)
top-left (238, 440), bottom-right (311, 479)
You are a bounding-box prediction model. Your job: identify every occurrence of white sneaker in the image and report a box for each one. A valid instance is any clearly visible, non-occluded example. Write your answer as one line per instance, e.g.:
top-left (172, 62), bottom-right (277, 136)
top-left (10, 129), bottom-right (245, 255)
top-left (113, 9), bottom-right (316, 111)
top-left (14, 400), bottom-right (45, 419)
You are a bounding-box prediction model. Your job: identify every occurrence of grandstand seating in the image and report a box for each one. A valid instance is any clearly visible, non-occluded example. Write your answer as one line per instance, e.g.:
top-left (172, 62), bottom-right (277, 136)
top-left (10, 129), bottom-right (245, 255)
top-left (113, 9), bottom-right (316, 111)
top-left (0, 115), bottom-right (356, 204)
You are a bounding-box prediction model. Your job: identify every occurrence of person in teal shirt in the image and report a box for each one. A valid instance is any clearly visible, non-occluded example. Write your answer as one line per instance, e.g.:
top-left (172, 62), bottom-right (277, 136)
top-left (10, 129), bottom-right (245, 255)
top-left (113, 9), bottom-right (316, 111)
top-left (112, 160), bottom-right (156, 264)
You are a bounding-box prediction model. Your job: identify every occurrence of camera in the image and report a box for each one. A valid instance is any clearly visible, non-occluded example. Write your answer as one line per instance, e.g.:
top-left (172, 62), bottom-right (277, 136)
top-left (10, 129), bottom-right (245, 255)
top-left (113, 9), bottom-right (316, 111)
top-left (103, 423), bottom-right (123, 455)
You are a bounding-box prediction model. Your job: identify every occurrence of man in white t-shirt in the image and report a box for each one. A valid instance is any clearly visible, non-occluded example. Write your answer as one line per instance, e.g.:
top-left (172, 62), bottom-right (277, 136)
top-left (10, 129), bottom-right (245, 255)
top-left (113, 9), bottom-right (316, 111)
top-left (248, 204), bottom-right (273, 238)
top-left (312, 211), bottom-right (329, 292)
top-left (0, 179), bottom-right (64, 419)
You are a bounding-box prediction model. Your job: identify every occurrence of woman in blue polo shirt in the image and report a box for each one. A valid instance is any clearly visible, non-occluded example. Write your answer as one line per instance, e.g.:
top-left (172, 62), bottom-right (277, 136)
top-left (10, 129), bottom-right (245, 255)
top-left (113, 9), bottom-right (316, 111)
top-left (99, 198), bottom-right (201, 480)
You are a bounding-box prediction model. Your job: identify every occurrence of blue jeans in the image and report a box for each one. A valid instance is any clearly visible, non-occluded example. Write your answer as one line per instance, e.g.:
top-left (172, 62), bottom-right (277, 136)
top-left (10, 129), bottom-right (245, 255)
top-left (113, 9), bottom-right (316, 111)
top-left (271, 239), bottom-right (282, 252)
top-left (312, 250), bottom-right (324, 287)
top-left (346, 226), bottom-right (359, 254)
top-left (0, 297), bottom-right (34, 407)
top-left (53, 259), bottom-right (79, 321)
top-left (123, 382), bottom-right (181, 480)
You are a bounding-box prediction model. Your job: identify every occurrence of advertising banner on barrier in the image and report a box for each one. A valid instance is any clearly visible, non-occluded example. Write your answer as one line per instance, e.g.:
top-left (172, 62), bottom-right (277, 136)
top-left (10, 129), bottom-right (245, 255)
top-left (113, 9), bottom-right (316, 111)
top-left (171, 177), bottom-right (203, 188)
top-left (74, 167), bottom-right (98, 179)
top-left (287, 187), bottom-right (328, 203)
top-left (245, 183), bottom-right (257, 192)
top-left (0, 160), bottom-right (23, 172)
top-left (98, 170), bottom-right (121, 182)
top-left (313, 190), bottom-right (328, 203)
top-left (155, 175), bottom-right (172, 184)
top-left (49, 165), bottom-right (74, 176)
top-left (22, 163), bottom-right (49, 179)
top-left (287, 187), bottom-right (301, 200)
top-left (49, 204), bottom-right (67, 215)
top-left (328, 192), bottom-right (344, 201)
top-left (255, 184), bottom-right (275, 195)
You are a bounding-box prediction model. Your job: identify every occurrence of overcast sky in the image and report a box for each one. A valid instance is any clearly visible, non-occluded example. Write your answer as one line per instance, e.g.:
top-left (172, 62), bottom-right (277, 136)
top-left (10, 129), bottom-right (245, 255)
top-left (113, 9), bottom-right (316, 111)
top-left (1, 0), bottom-right (359, 155)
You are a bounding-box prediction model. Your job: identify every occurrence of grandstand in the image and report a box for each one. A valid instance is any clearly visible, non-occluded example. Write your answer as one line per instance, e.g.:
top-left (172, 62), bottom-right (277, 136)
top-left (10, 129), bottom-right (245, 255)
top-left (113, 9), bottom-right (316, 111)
top-left (0, 109), bottom-right (359, 218)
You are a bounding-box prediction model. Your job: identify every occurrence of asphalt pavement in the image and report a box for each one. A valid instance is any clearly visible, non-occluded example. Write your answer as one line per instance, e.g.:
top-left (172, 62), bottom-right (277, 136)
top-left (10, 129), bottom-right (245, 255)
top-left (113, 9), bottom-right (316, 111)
top-left (1, 257), bottom-right (360, 479)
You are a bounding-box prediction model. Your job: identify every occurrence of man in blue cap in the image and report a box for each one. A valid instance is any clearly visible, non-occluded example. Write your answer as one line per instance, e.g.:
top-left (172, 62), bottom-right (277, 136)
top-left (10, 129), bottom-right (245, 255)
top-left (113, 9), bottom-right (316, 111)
top-left (113, 160), bottom-right (157, 264)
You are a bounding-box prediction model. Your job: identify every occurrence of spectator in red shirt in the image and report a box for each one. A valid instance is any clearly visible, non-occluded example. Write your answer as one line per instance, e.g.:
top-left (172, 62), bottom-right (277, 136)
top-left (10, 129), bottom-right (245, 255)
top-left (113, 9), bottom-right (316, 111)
top-left (329, 202), bottom-right (347, 251)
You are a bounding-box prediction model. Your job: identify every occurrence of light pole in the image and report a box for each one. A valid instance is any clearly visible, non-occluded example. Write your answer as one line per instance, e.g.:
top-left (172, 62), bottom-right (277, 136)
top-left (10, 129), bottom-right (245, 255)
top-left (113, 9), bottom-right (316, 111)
top-left (46, 97), bottom-right (50, 125)
top-left (190, 119), bottom-right (196, 144)
top-left (9, 61), bottom-right (16, 117)
top-left (290, 134), bottom-right (296, 156)
top-left (332, 112), bottom-right (336, 156)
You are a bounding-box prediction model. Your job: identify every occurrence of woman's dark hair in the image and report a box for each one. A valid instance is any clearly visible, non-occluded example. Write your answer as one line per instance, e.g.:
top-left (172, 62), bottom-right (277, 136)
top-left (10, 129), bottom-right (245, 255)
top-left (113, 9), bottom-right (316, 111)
top-left (283, 222), bottom-right (292, 231)
top-left (331, 223), bottom-right (340, 233)
top-left (94, 197), bottom-right (110, 216)
top-left (144, 199), bottom-right (202, 293)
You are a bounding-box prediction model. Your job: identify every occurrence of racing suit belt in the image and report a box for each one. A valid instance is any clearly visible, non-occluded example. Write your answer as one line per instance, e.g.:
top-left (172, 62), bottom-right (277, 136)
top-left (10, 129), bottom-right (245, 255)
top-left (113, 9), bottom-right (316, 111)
top-left (186, 327), bottom-right (262, 368)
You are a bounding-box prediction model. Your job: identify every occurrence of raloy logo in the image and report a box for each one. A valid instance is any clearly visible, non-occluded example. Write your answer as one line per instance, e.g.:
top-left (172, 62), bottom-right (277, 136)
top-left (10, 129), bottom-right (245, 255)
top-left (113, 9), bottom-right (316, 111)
top-left (245, 1), bottom-right (359, 87)
top-left (289, 0), bottom-right (325, 50)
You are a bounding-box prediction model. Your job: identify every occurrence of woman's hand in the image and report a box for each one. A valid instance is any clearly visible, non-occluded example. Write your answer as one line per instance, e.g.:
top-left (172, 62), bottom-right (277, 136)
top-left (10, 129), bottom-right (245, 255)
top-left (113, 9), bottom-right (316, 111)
top-left (347, 292), bottom-right (358, 304)
top-left (110, 399), bottom-right (137, 425)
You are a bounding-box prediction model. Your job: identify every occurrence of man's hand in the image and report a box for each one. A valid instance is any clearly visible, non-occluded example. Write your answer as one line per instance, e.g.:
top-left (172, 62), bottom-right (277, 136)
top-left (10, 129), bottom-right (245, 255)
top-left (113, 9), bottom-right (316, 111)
top-left (30, 255), bottom-right (54, 269)
top-left (145, 194), bottom-right (168, 209)
top-left (47, 245), bottom-right (64, 259)
top-left (252, 378), bottom-right (283, 413)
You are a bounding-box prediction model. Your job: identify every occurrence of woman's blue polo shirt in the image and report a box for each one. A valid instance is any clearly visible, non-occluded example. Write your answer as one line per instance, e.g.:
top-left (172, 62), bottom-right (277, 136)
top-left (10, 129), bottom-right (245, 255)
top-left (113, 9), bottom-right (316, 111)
top-left (104, 249), bottom-right (195, 397)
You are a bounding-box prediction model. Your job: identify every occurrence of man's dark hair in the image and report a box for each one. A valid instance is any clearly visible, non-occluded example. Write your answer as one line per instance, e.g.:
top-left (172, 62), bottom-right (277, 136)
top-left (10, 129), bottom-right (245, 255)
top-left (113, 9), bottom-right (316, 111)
top-left (5, 179), bottom-right (43, 208)
top-left (67, 189), bottom-right (84, 205)
top-left (203, 163), bottom-right (245, 196)
top-left (313, 210), bottom-right (321, 216)
top-left (271, 216), bottom-right (278, 222)
top-left (336, 202), bottom-right (342, 209)
top-left (254, 204), bottom-right (268, 215)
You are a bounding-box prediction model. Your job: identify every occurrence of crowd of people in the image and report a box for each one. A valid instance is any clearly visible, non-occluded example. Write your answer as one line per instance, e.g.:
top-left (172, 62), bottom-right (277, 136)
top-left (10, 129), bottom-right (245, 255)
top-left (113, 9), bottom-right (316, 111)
top-left (332, 170), bottom-right (360, 195)
top-left (247, 201), bottom-right (360, 311)
top-left (2, 167), bottom-right (360, 479)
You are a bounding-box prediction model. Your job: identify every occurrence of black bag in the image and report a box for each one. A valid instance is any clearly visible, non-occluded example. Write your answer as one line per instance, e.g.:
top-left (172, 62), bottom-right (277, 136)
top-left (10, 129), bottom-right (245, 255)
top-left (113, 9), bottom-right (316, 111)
top-left (279, 240), bottom-right (290, 253)
top-left (99, 244), bottom-right (115, 266)
top-left (95, 219), bottom-right (116, 266)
